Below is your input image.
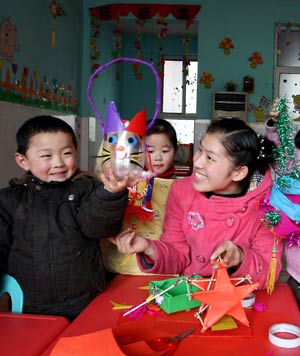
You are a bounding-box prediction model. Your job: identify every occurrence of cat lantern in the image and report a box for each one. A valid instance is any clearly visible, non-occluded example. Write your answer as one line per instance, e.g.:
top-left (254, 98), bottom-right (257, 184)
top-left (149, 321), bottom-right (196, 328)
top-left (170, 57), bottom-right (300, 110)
top-left (87, 57), bottom-right (161, 179)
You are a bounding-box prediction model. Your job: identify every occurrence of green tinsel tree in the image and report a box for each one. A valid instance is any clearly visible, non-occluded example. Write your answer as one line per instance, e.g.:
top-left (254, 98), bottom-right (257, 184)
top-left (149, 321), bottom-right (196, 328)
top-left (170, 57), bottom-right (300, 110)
top-left (273, 98), bottom-right (300, 180)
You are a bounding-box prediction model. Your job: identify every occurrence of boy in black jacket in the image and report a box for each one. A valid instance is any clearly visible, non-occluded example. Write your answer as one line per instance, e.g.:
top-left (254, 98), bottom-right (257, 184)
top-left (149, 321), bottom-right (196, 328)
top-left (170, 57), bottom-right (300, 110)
top-left (0, 115), bottom-right (131, 320)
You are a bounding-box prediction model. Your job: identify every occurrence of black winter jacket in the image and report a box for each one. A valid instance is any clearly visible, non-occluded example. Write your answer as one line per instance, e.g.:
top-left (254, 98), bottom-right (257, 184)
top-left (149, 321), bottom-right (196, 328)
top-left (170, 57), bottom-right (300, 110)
top-left (0, 171), bottom-right (128, 319)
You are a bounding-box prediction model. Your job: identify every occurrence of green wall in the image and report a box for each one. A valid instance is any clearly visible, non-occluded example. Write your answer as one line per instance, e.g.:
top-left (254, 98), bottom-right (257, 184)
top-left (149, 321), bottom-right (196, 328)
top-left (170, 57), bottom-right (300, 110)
top-left (82, 0), bottom-right (300, 121)
top-left (0, 0), bottom-right (82, 113)
top-left (2, 1), bottom-right (300, 122)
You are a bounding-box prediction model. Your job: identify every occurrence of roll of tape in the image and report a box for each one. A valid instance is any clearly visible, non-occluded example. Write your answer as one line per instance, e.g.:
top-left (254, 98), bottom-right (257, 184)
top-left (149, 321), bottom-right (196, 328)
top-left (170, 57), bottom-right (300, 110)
top-left (241, 292), bottom-right (255, 308)
top-left (268, 323), bottom-right (300, 348)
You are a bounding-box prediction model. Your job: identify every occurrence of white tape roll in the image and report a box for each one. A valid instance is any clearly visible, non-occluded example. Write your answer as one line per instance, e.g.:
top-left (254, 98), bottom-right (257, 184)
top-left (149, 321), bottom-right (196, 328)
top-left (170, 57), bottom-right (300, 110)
top-left (268, 323), bottom-right (300, 348)
top-left (241, 292), bottom-right (255, 308)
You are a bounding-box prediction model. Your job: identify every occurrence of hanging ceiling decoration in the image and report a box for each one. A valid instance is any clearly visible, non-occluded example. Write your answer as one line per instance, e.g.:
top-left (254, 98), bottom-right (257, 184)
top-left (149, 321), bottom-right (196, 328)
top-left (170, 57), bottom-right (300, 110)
top-left (89, 4), bottom-right (201, 79)
top-left (89, 4), bottom-right (201, 21)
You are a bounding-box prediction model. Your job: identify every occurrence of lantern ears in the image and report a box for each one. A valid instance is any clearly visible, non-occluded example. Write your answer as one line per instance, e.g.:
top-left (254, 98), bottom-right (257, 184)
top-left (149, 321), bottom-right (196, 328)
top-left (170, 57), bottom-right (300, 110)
top-left (103, 101), bottom-right (147, 137)
top-left (127, 109), bottom-right (147, 137)
top-left (103, 101), bottom-right (124, 134)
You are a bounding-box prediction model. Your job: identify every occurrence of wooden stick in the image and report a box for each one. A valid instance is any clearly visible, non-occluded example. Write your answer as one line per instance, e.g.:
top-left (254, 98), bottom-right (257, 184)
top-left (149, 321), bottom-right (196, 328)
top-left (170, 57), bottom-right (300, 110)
top-left (123, 278), bottom-right (185, 317)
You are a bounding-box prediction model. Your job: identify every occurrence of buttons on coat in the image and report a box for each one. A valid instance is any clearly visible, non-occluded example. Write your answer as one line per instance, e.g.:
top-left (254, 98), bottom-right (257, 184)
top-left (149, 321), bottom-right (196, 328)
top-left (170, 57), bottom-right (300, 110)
top-left (68, 194), bottom-right (75, 201)
top-left (225, 217), bottom-right (234, 227)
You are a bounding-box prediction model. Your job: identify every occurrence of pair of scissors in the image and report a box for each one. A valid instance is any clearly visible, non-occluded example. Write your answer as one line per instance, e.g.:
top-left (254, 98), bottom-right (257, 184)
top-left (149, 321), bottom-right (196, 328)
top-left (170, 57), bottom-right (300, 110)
top-left (146, 328), bottom-right (196, 355)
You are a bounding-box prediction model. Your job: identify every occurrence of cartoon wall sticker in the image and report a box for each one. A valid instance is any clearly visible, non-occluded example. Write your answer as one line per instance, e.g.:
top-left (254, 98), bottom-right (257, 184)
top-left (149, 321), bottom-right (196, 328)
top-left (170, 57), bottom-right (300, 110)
top-left (254, 105), bottom-right (265, 122)
top-left (0, 17), bottom-right (19, 63)
top-left (219, 37), bottom-right (234, 55)
top-left (248, 96), bottom-right (271, 122)
top-left (292, 94), bottom-right (300, 120)
top-left (248, 52), bottom-right (263, 68)
top-left (199, 72), bottom-right (214, 89)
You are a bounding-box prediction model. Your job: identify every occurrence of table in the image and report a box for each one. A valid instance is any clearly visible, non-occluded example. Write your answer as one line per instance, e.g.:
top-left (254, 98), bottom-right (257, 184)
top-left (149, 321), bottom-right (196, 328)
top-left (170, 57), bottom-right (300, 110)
top-left (44, 275), bottom-right (300, 356)
top-left (0, 312), bottom-right (70, 356)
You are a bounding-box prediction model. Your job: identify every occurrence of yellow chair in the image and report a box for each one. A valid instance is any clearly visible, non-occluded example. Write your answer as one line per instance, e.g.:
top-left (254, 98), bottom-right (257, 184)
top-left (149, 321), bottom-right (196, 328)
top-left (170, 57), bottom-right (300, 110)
top-left (0, 274), bottom-right (24, 313)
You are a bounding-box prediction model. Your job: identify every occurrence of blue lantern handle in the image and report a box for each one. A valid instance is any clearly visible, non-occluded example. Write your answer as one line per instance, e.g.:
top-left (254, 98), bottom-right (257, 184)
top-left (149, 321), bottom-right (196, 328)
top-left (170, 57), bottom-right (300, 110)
top-left (87, 57), bottom-right (161, 131)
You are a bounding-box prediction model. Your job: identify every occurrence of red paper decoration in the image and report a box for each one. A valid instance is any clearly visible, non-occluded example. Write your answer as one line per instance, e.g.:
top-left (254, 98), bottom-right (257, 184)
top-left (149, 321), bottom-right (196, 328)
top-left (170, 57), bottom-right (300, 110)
top-left (89, 4), bottom-right (201, 21)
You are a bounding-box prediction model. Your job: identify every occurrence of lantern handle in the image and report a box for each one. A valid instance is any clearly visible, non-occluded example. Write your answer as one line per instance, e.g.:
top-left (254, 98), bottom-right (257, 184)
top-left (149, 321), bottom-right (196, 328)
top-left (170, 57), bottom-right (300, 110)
top-left (87, 57), bottom-right (161, 131)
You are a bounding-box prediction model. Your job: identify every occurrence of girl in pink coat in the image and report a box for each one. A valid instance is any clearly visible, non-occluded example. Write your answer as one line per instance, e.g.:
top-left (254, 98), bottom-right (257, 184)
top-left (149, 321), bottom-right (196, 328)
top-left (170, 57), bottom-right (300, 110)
top-left (110, 118), bottom-right (283, 290)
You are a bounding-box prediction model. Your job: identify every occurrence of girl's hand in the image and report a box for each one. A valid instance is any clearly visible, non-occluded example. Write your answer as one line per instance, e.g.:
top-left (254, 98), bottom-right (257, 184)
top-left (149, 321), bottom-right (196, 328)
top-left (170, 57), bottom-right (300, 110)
top-left (210, 241), bottom-right (244, 269)
top-left (109, 228), bottom-right (155, 257)
top-left (268, 98), bottom-right (280, 122)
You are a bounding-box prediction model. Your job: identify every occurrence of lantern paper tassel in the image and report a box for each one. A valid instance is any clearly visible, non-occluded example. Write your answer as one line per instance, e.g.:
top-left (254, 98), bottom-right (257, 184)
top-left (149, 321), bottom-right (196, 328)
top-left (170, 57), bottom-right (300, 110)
top-left (266, 237), bottom-right (278, 294)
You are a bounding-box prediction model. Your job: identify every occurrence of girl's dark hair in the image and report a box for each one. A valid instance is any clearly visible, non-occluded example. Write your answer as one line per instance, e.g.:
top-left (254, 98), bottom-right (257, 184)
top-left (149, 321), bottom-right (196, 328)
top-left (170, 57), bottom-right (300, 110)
top-left (146, 118), bottom-right (178, 150)
top-left (16, 115), bottom-right (77, 154)
top-left (206, 118), bottom-right (274, 190)
top-left (295, 130), bottom-right (300, 149)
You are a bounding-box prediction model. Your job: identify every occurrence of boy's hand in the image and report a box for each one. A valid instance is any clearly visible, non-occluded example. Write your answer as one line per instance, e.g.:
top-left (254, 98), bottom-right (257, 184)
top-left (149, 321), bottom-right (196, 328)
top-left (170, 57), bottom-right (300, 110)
top-left (109, 228), bottom-right (154, 257)
top-left (99, 162), bottom-right (139, 193)
top-left (100, 170), bottom-right (129, 193)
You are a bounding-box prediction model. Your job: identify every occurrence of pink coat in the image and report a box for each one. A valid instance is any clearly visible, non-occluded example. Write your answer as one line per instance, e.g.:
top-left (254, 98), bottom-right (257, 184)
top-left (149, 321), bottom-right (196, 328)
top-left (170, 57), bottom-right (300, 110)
top-left (138, 169), bottom-right (283, 290)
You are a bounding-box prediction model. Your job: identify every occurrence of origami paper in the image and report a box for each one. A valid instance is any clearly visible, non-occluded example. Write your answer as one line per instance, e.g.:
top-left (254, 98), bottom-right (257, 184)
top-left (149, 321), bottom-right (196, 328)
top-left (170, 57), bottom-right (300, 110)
top-left (211, 315), bottom-right (238, 331)
top-left (50, 328), bottom-right (125, 356)
top-left (110, 300), bottom-right (133, 310)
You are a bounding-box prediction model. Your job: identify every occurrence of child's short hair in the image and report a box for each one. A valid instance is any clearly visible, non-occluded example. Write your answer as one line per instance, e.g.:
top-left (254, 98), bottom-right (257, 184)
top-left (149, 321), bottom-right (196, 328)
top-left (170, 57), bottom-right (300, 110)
top-left (146, 118), bottom-right (178, 151)
top-left (16, 115), bottom-right (77, 154)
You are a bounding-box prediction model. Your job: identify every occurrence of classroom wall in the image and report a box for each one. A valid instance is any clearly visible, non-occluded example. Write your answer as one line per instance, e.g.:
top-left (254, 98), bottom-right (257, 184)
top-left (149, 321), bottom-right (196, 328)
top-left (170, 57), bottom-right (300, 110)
top-left (82, 0), bottom-right (300, 122)
top-left (0, 0), bottom-right (84, 187)
top-left (0, 0), bottom-right (82, 111)
top-left (0, 101), bottom-right (78, 187)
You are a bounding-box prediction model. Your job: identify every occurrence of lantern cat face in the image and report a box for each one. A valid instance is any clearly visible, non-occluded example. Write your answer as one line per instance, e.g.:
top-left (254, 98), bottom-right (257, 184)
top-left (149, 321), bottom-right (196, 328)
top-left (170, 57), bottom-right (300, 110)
top-left (87, 58), bottom-right (162, 179)
top-left (96, 102), bottom-right (146, 179)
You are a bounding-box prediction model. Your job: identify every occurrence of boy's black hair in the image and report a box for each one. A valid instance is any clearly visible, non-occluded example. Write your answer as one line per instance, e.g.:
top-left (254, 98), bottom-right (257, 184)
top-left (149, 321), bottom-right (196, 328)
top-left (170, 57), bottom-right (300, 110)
top-left (295, 130), bottom-right (300, 149)
top-left (146, 118), bottom-right (178, 150)
top-left (16, 115), bottom-right (77, 155)
top-left (206, 118), bottom-right (274, 191)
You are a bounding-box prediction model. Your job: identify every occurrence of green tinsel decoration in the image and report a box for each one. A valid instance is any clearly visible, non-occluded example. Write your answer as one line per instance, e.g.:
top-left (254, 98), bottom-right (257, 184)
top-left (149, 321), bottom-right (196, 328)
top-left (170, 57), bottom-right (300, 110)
top-left (277, 175), bottom-right (292, 189)
top-left (262, 211), bottom-right (281, 227)
top-left (273, 98), bottom-right (299, 178)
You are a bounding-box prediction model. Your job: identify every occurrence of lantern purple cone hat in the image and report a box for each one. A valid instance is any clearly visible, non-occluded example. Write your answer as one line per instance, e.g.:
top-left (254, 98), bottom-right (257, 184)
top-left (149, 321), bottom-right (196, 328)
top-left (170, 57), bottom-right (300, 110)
top-left (103, 101), bottom-right (125, 134)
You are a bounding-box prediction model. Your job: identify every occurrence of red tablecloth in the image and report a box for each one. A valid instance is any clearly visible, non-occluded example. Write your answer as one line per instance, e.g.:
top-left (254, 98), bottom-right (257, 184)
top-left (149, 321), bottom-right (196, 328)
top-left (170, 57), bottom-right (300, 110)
top-left (44, 275), bottom-right (300, 356)
top-left (0, 312), bottom-right (69, 356)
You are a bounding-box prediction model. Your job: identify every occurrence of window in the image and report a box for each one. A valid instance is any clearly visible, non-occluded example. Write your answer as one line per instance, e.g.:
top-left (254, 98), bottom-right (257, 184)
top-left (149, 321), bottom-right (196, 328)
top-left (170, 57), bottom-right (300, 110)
top-left (161, 59), bottom-right (198, 117)
top-left (274, 24), bottom-right (300, 120)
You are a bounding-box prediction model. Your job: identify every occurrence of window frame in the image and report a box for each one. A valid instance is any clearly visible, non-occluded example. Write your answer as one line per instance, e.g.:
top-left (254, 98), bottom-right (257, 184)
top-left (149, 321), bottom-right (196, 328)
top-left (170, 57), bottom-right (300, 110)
top-left (160, 57), bottom-right (198, 120)
top-left (274, 24), bottom-right (300, 98)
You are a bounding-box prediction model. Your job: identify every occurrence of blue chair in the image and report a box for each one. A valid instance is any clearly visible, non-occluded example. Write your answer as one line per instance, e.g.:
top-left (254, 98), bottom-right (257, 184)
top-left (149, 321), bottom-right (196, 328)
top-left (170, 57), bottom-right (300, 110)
top-left (0, 274), bottom-right (24, 313)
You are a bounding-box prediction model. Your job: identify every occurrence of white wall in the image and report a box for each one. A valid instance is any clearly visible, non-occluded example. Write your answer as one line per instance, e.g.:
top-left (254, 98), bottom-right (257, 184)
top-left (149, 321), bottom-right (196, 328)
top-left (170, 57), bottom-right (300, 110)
top-left (0, 102), bottom-right (82, 188)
